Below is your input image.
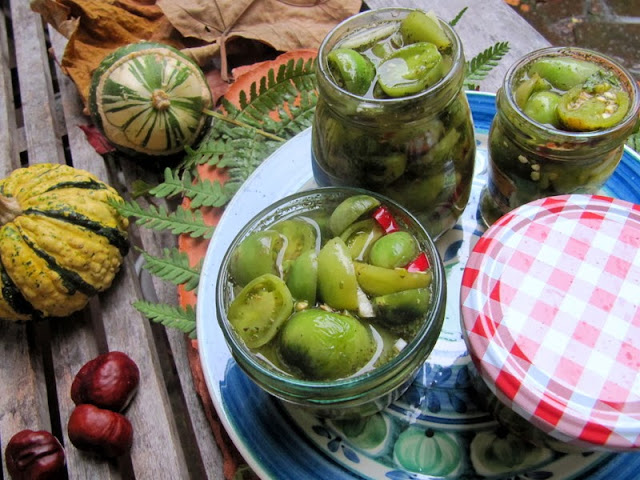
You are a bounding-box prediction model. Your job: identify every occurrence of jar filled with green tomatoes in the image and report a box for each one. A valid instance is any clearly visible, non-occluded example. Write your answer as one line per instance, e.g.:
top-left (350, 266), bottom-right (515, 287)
top-left (480, 47), bottom-right (640, 226)
top-left (311, 8), bottom-right (476, 239)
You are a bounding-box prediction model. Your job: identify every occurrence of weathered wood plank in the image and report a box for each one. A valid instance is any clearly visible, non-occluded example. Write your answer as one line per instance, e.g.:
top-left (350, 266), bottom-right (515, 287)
top-left (0, 4), bottom-right (20, 173)
top-left (364, 0), bottom-right (551, 92)
top-left (10, 0), bottom-right (64, 165)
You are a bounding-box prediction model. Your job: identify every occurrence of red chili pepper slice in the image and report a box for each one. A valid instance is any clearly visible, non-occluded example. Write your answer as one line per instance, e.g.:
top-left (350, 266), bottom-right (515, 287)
top-left (406, 252), bottom-right (430, 272)
top-left (372, 206), bottom-right (400, 233)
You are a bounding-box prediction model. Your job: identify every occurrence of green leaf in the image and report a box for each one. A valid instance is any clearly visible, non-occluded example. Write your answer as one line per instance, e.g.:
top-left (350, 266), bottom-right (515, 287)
top-left (464, 41), bottom-right (510, 89)
top-left (449, 7), bottom-right (468, 27)
top-left (134, 300), bottom-right (197, 338)
top-left (115, 200), bottom-right (214, 238)
top-left (139, 248), bottom-right (202, 291)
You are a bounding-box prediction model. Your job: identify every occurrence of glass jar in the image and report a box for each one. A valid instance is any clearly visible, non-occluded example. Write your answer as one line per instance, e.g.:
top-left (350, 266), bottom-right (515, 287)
top-left (480, 47), bottom-right (640, 226)
top-left (311, 8), bottom-right (476, 239)
top-left (216, 187), bottom-right (446, 419)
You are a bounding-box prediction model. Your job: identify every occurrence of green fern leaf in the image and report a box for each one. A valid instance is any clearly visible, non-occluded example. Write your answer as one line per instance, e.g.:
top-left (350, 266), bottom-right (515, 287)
top-left (149, 168), bottom-right (188, 199)
top-left (449, 7), bottom-right (468, 27)
top-left (134, 301), bottom-right (197, 338)
top-left (464, 41), bottom-right (511, 87)
top-left (139, 248), bottom-right (201, 291)
top-left (115, 201), bottom-right (214, 238)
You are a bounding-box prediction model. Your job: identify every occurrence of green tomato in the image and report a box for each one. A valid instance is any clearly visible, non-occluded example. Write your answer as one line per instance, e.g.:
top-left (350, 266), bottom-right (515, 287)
top-left (377, 42), bottom-right (444, 97)
top-left (278, 308), bottom-right (375, 380)
top-left (513, 72), bottom-right (551, 109)
top-left (354, 262), bottom-right (432, 296)
top-left (328, 48), bottom-right (376, 96)
top-left (527, 57), bottom-right (599, 91)
top-left (366, 152), bottom-right (407, 185)
top-left (271, 218), bottom-right (317, 264)
top-left (329, 194), bottom-right (381, 236)
top-left (229, 230), bottom-right (285, 286)
top-left (399, 10), bottom-right (451, 50)
top-left (340, 219), bottom-right (384, 261)
top-left (373, 288), bottom-right (431, 326)
top-left (317, 237), bottom-right (359, 310)
top-left (227, 273), bottom-right (293, 348)
top-left (523, 91), bottom-right (561, 126)
top-left (369, 231), bottom-right (419, 269)
top-left (558, 84), bottom-right (630, 131)
top-left (286, 249), bottom-right (318, 305)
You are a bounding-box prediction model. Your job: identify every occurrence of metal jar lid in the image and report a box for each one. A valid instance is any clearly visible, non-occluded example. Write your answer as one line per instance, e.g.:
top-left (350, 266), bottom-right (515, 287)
top-left (461, 194), bottom-right (640, 450)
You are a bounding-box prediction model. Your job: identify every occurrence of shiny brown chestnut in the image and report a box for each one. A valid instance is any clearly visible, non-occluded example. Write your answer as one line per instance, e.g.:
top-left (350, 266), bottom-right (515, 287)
top-left (67, 404), bottom-right (133, 458)
top-left (71, 351), bottom-right (139, 412)
top-left (5, 429), bottom-right (66, 480)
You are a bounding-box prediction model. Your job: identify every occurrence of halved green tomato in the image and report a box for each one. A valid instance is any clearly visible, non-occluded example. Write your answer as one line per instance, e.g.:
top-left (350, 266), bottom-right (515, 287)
top-left (513, 72), bottom-right (551, 109)
top-left (527, 57), bottom-right (600, 91)
top-left (340, 219), bottom-right (384, 261)
top-left (399, 10), bottom-right (451, 50)
top-left (286, 249), bottom-right (318, 305)
top-left (227, 273), bottom-right (293, 348)
top-left (377, 42), bottom-right (443, 97)
top-left (557, 85), bottom-right (630, 131)
top-left (317, 237), bottom-right (359, 310)
top-left (373, 288), bottom-right (430, 325)
top-left (523, 91), bottom-right (561, 126)
top-left (271, 218), bottom-right (317, 264)
top-left (329, 194), bottom-right (381, 236)
top-left (354, 262), bottom-right (432, 296)
top-left (327, 48), bottom-right (376, 96)
top-left (229, 231), bottom-right (285, 286)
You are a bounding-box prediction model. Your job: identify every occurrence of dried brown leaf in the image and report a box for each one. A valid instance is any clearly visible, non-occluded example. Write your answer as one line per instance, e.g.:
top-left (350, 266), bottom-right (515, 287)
top-left (157, 0), bottom-right (362, 77)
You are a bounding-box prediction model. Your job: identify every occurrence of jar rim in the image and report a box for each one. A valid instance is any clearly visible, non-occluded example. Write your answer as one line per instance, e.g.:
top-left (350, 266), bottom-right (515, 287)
top-left (316, 7), bottom-right (464, 105)
top-left (501, 46), bottom-right (640, 141)
top-left (215, 186), bottom-right (446, 402)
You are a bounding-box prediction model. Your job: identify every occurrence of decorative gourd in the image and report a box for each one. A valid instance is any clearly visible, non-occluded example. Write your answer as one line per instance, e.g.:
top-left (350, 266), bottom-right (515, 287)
top-left (89, 42), bottom-right (213, 156)
top-left (0, 164), bottom-right (129, 321)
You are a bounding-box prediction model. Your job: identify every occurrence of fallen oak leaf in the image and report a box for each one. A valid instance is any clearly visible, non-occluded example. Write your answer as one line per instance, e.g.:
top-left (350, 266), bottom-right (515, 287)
top-left (156, 0), bottom-right (361, 79)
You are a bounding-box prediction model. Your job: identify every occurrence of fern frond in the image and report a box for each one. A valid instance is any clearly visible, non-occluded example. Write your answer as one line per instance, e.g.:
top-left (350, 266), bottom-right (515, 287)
top-left (464, 41), bottom-right (510, 86)
top-left (449, 7), bottom-right (468, 26)
top-left (139, 248), bottom-right (202, 291)
top-left (116, 201), bottom-right (214, 238)
top-left (134, 300), bottom-right (197, 338)
top-left (183, 176), bottom-right (229, 209)
top-left (149, 168), bottom-right (188, 199)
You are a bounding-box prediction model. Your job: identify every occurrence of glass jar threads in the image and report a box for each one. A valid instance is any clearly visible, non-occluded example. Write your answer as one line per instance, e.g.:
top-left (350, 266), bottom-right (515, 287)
top-left (480, 47), bottom-right (640, 226)
top-left (311, 8), bottom-right (476, 239)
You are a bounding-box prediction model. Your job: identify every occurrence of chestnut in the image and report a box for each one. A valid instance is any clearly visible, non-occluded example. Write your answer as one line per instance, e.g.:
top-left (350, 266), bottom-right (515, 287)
top-left (71, 351), bottom-right (139, 412)
top-left (67, 404), bottom-right (133, 458)
top-left (5, 429), bottom-right (65, 480)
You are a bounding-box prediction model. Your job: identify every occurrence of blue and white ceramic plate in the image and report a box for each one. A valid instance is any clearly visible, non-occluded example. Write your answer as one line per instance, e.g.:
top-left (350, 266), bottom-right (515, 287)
top-left (197, 92), bottom-right (640, 479)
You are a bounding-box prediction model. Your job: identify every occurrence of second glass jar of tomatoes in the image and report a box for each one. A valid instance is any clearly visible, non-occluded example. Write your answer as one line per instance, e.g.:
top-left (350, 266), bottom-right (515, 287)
top-left (311, 8), bottom-right (476, 239)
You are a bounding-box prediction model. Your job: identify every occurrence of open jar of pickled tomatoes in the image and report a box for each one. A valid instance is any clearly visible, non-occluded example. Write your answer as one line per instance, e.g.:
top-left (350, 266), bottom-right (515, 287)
top-left (311, 8), bottom-right (476, 239)
top-left (480, 47), bottom-right (640, 226)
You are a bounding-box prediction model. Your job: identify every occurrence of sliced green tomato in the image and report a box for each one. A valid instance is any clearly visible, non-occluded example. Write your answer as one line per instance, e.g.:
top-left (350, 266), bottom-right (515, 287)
top-left (369, 231), bottom-right (419, 269)
top-left (271, 218), bottom-right (317, 264)
top-left (278, 309), bottom-right (375, 380)
top-left (286, 249), bottom-right (318, 305)
top-left (317, 237), bottom-right (359, 310)
top-left (373, 288), bottom-right (430, 325)
top-left (527, 57), bottom-right (600, 91)
top-left (557, 85), bottom-right (630, 131)
top-left (340, 219), bottom-right (384, 261)
top-left (377, 42), bottom-right (443, 97)
top-left (399, 10), bottom-right (451, 50)
top-left (329, 195), bottom-right (381, 236)
top-left (366, 153), bottom-right (407, 185)
top-left (327, 48), bottom-right (376, 96)
top-left (523, 91), bottom-right (561, 126)
top-left (513, 73), bottom-right (551, 109)
top-left (354, 262), bottom-right (432, 296)
top-left (229, 231), bottom-right (285, 286)
top-left (227, 273), bottom-right (293, 349)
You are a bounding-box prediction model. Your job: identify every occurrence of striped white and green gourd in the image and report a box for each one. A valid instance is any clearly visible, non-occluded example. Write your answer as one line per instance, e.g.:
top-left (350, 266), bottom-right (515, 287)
top-left (89, 42), bottom-right (213, 156)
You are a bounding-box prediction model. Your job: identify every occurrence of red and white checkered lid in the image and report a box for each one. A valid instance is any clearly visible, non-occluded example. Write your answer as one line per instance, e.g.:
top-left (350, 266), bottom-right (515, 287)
top-left (461, 194), bottom-right (640, 451)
